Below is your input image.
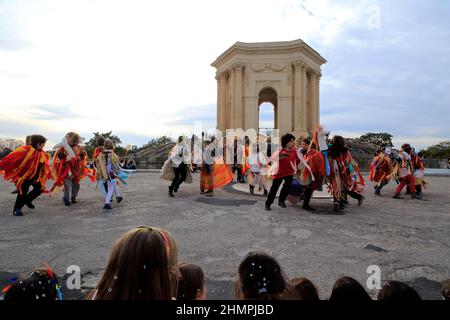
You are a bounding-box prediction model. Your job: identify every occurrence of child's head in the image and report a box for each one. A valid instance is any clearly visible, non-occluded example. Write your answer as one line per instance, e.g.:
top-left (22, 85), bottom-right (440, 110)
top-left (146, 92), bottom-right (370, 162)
top-left (65, 132), bottom-right (81, 146)
top-left (153, 227), bottom-right (180, 298)
top-left (442, 279), bottom-right (450, 300)
top-left (401, 143), bottom-right (412, 154)
top-left (96, 137), bottom-right (106, 147)
top-left (329, 276), bottom-right (372, 301)
top-left (377, 281), bottom-right (421, 301)
top-left (104, 139), bottom-right (115, 151)
top-left (288, 277), bottom-right (320, 301)
top-left (30, 135), bottom-right (47, 150)
top-left (236, 252), bottom-right (288, 300)
top-left (3, 268), bottom-right (61, 301)
top-left (281, 134), bottom-right (296, 148)
top-left (92, 226), bottom-right (171, 300)
top-left (177, 263), bottom-right (206, 300)
top-left (301, 138), bottom-right (311, 150)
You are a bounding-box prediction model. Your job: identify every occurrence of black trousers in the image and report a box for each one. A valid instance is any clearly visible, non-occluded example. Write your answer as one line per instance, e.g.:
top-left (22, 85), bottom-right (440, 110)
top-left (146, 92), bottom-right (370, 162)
top-left (14, 180), bottom-right (43, 210)
top-left (266, 175), bottom-right (293, 206)
top-left (170, 164), bottom-right (187, 190)
top-left (303, 187), bottom-right (314, 206)
top-left (233, 164), bottom-right (242, 181)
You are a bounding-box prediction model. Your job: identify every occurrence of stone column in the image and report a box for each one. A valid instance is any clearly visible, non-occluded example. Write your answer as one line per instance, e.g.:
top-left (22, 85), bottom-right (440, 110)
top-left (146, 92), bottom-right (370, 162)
top-left (301, 66), bottom-right (308, 133)
top-left (229, 68), bottom-right (235, 129)
top-left (315, 71), bottom-right (322, 127)
top-left (310, 70), bottom-right (318, 131)
top-left (216, 74), bottom-right (222, 132)
top-left (233, 63), bottom-right (245, 129)
top-left (292, 60), bottom-right (305, 133)
top-left (218, 73), bottom-right (227, 132)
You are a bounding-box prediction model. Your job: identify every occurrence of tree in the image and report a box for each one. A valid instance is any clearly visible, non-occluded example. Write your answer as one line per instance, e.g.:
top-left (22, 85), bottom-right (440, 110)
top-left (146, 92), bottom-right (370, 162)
top-left (421, 141), bottom-right (450, 159)
top-left (356, 133), bottom-right (393, 147)
top-left (0, 138), bottom-right (25, 151)
top-left (83, 132), bottom-right (123, 157)
top-left (143, 136), bottom-right (174, 150)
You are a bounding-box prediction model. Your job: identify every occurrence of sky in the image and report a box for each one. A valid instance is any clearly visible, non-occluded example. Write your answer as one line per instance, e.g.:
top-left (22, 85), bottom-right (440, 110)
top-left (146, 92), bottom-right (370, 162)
top-left (0, 0), bottom-right (449, 150)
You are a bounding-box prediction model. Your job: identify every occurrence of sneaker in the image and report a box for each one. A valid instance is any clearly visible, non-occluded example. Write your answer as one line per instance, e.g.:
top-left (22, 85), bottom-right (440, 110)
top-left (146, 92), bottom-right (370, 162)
top-left (11, 189), bottom-right (19, 194)
top-left (103, 203), bottom-right (113, 210)
top-left (249, 185), bottom-right (255, 194)
top-left (13, 209), bottom-right (23, 216)
top-left (71, 197), bottom-right (78, 204)
top-left (25, 201), bottom-right (35, 209)
top-left (265, 203), bottom-right (271, 211)
top-left (205, 190), bottom-right (214, 197)
top-left (174, 185), bottom-right (179, 193)
top-left (374, 189), bottom-right (381, 196)
top-left (63, 199), bottom-right (71, 207)
top-left (116, 196), bottom-right (123, 203)
top-left (278, 202), bottom-right (287, 208)
top-left (168, 191), bottom-right (174, 197)
top-left (393, 193), bottom-right (403, 199)
top-left (263, 190), bottom-right (268, 196)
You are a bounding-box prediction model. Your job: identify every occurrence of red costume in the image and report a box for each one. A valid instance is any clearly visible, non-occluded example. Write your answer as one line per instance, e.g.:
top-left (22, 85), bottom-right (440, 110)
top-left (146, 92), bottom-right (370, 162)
top-left (0, 145), bottom-right (51, 194)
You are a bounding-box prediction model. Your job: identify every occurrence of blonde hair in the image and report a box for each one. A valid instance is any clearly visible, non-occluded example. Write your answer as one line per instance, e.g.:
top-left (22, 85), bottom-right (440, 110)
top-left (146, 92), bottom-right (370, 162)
top-left (104, 139), bottom-right (115, 150)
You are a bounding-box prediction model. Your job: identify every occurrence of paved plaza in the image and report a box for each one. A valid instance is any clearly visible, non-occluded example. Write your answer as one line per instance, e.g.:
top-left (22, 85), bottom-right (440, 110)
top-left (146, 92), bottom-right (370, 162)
top-left (0, 171), bottom-right (449, 299)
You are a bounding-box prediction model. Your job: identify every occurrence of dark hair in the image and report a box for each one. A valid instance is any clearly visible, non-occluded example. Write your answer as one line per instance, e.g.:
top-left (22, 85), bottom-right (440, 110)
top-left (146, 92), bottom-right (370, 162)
top-left (329, 277), bottom-right (372, 302)
top-left (442, 279), bottom-right (450, 300)
top-left (178, 136), bottom-right (184, 143)
top-left (25, 135), bottom-right (32, 145)
top-left (30, 135), bottom-right (47, 149)
top-left (377, 281), bottom-right (421, 301)
top-left (417, 151), bottom-right (423, 158)
top-left (289, 278), bottom-right (320, 301)
top-left (4, 268), bottom-right (61, 301)
top-left (281, 134), bottom-right (295, 148)
top-left (177, 263), bottom-right (205, 300)
top-left (96, 137), bottom-right (106, 147)
top-left (302, 138), bottom-right (311, 145)
top-left (91, 226), bottom-right (171, 300)
top-left (328, 136), bottom-right (348, 158)
top-left (237, 252), bottom-right (288, 300)
top-left (401, 143), bottom-right (412, 154)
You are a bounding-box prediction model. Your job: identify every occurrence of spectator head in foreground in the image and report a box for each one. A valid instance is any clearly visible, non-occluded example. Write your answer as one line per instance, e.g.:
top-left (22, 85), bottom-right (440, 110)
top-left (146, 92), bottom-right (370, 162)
top-left (377, 281), bottom-right (421, 301)
top-left (177, 263), bottom-right (207, 300)
top-left (329, 276), bottom-right (372, 302)
top-left (289, 277), bottom-right (320, 301)
top-left (236, 252), bottom-right (288, 300)
top-left (3, 267), bottom-right (61, 301)
top-left (90, 226), bottom-right (171, 300)
top-left (442, 279), bottom-right (450, 300)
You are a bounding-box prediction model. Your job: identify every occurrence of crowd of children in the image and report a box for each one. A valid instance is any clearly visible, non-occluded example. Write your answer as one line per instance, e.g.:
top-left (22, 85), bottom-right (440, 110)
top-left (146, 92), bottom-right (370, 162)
top-left (0, 132), bottom-right (128, 215)
top-left (2, 226), bottom-right (449, 301)
top-left (369, 143), bottom-right (428, 199)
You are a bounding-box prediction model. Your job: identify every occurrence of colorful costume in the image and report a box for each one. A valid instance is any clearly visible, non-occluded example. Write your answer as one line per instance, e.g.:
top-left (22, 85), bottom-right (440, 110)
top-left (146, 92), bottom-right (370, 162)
top-left (94, 150), bottom-right (127, 208)
top-left (412, 154), bottom-right (427, 195)
top-left (0, 145), bottom-right (51, 215)
top-left (51, 141), bottom-right (89, 204)
top-left (369, 149), bottom-right (393, 195)
top-left (393, 150), bottom-right (417, 198)
top-left (328, 149), bottom-right (365, 210)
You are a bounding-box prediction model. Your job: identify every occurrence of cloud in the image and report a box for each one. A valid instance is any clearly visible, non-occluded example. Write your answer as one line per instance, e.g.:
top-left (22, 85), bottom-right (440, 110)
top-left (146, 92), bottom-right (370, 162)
top-left (0, 0), bottom-right (449, 151)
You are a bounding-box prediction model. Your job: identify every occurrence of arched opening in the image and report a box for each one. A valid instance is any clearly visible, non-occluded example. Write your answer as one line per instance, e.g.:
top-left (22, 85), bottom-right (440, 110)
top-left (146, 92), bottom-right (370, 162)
top-left (258, 87), bottom-right (277, 135)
